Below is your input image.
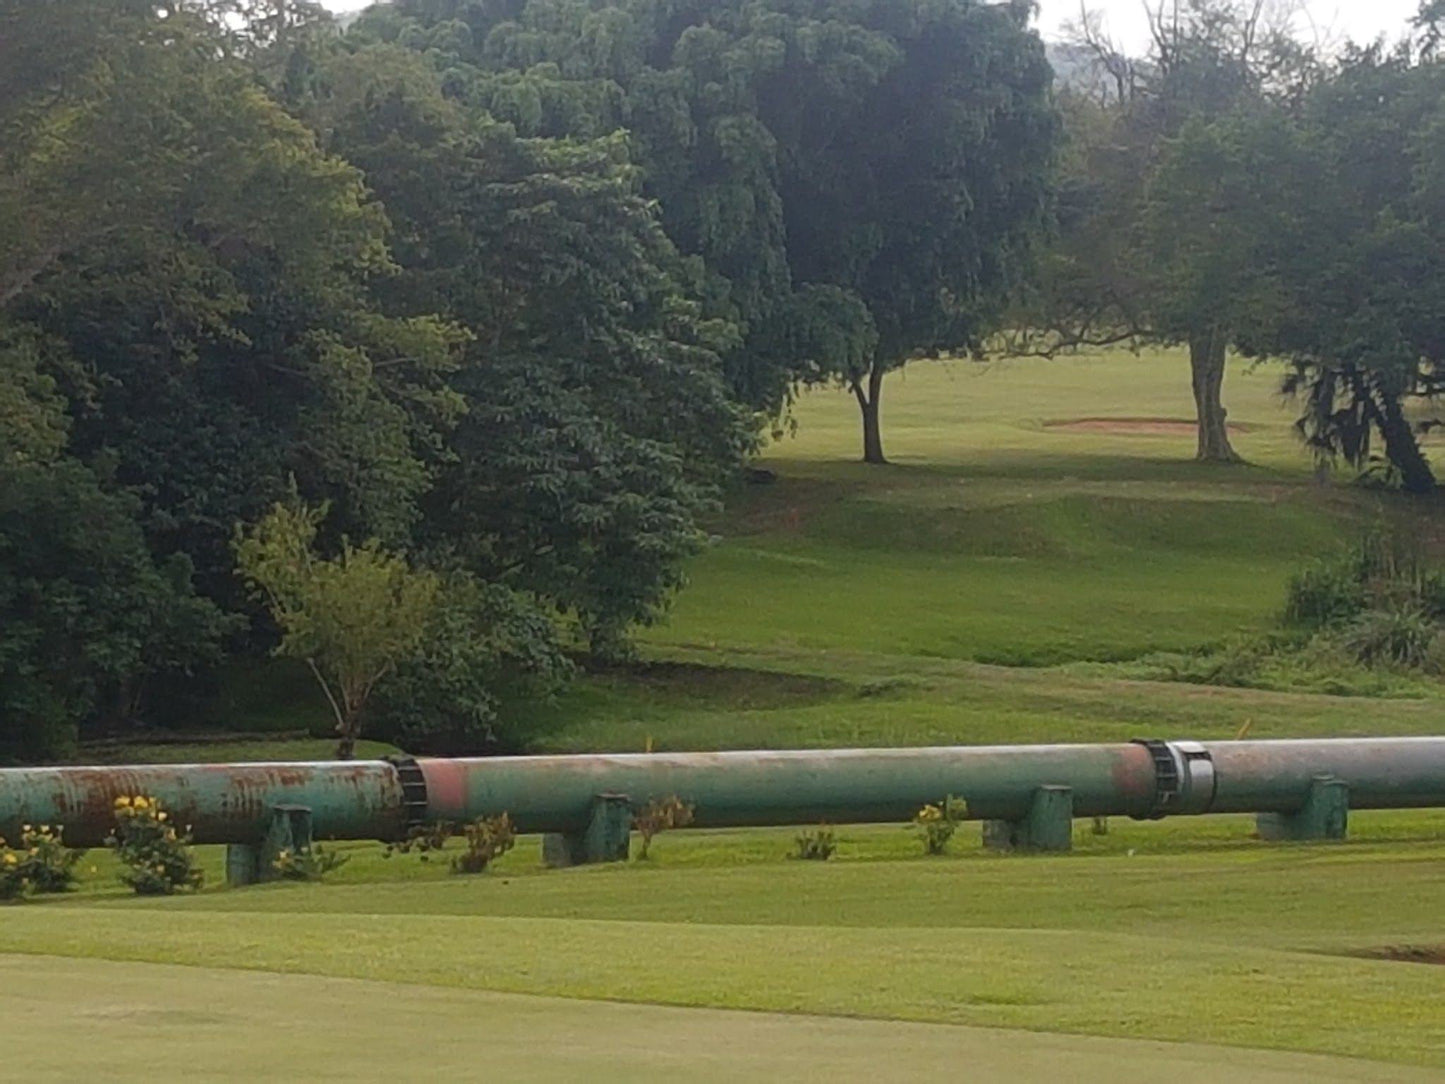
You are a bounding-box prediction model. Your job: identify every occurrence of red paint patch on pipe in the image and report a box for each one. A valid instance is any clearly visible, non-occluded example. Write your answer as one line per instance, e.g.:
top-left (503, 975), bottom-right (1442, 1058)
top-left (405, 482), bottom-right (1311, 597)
top-left (417, 759), bottom-right (469, 823)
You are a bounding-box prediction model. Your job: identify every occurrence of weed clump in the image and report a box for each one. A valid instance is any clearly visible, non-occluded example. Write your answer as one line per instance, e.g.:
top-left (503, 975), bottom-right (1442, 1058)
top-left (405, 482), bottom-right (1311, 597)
top-left (633, 796), bottom-right (695, 860)
top-left (794, 825), bottom-right (837, 861)
top-left (912, 796), bottom-right (966, 855)
top-left (272, 844), bottom-right (349, 881)
top-left (452, 813), bottom-right (515, 874)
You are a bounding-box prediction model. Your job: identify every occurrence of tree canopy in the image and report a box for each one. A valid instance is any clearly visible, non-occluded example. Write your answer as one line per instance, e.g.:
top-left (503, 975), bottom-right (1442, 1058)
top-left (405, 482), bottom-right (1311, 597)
top-left (350, 0), bottom-right (1058, 462)
top-left (0, 0), bottom-right (756, 759)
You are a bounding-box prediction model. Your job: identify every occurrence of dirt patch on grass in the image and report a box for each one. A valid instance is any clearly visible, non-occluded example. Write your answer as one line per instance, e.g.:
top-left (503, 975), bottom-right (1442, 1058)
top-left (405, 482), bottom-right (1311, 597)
top-left (1045, 417), bottom-right (1254, 436)
top-left (1355, 945), bottom-right (1445, 966)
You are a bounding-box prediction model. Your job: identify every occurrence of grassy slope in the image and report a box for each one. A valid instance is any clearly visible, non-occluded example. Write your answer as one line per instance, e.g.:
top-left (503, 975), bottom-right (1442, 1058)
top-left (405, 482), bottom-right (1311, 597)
top-left (532, 350), bottom-right (1443, 753)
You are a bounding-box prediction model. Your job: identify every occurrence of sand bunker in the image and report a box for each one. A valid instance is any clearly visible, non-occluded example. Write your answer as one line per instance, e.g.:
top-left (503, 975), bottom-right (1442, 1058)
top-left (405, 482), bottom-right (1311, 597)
top-left (1045, 417), bottom-right (1252, 436)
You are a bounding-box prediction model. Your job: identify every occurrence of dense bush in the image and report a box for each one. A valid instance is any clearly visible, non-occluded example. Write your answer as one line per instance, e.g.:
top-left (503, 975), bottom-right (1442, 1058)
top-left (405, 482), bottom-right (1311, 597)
top-left (365, 578), bottom-right (571, 756)
top-left (1284, 557), bottom-right (1368, 630)
top-left (1341, 604), bottom-right (1442, 671)
top-left (106, 796), bottom-right (202, 896)
top-left (0, 824), bottom-right (80, 900)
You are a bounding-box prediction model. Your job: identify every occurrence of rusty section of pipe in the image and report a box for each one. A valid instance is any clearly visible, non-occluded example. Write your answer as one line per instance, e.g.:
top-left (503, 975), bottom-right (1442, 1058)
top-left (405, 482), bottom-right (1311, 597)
top-left (0, 762), bottom-right (405, 848)
top-left (3, 737), bottom-right (1445, 848)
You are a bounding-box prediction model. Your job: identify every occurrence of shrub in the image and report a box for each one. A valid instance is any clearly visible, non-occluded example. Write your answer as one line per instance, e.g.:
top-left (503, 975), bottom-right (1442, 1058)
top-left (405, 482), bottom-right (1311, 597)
top-left (633, 796), bottom-right (695, 860)
top-left (1285, 557), bottom-right (1367, 630)
top-left (0, 824), bottom-right (80, 901)
top-left (912, 796), bottom-right (966, 855)
top-left (1339, 603), bottom-right (1440, 669)
top-left (366, 578), bottom-right (572, 756)
top-left (793, 825), bottom-right (836, 861)
top-left (451, 813), bottom-right (516, 875)
top-left (106, 795), bottom-right (202, 896)
top-left (0, 851), bottom-right (21, 901)
top-left (272, 844), bottom-right (349, 881)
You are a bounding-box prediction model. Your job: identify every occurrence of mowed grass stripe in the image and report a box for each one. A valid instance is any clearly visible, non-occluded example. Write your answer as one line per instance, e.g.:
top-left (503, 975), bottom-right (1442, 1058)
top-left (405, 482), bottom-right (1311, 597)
top-left (65, 832), bottom-right (1445, 953)
top-left (4, 955), bottom-right (1433, 1083)
top-left (4, 909), bottom-right (1445, 1067)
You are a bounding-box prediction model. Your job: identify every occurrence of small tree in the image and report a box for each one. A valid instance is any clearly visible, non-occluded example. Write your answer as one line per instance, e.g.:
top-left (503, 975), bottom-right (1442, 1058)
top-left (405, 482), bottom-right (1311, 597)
top-left (235, 502), bottom-right (438, 758)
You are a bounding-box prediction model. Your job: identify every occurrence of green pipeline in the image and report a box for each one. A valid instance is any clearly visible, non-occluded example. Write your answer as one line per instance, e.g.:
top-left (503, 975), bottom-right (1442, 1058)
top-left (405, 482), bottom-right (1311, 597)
top-left (4, 738), bottom-right (1445, 847)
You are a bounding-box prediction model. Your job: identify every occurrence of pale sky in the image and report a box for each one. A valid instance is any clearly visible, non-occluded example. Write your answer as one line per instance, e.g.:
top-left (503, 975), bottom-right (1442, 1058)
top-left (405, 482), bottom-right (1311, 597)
top-left (319, 0), bottom-right (1421, 51)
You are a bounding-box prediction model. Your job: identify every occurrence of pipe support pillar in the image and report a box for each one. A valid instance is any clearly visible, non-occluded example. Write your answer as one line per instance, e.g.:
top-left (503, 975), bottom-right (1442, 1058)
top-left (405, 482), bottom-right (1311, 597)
top-left (226, 804), bottom-right (315, 886)
top-left (543, 793), bottom-right (631, 868)
top-left (1256, 776), bottom-right (1349, 842)
top-left (982, 785), bottom-right (1073, 853)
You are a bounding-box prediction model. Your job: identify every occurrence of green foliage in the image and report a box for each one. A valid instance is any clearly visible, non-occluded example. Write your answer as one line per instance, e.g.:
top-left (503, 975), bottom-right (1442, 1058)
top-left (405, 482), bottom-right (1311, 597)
top-left (272, 844), bottom-right (350, 882)
top-left (106, 796), bottom-right (202, 896)
top-left (452, 814), bottom-right (516, 875)
top-left (1285, 559), bottom-right (1370, 630)
top-left (1340, 605), bottom-right (1443, 671)
top-left (366, 578), bottom-right (570, 755)
top-left (311, 46), bottom-right (750, 654)
top-left (0, 824), bottom-right (81, 900)
top-left (633, 796), bottom-right (695, 860)
top-left (357, 0), bottom-right (1057, 456)
top-left (913, 796), bottom-right (967, 856)
top-left (1200, 49), bottom-right (1445, 492)
top-left (0, 459), bottom-right (232, 764)
top-left (793, 825), bottom-right (837, 861)
top-left (235, 502), bottom-right (439, 759)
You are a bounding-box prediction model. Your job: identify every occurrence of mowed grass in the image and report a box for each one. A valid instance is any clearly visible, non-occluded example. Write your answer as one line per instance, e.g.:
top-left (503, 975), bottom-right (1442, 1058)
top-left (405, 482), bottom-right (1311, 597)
top-left (7, 958), bottom-right (1432, 1083)
top-left (10, 817), bottom-right (1445, 1069)
top-left (652, 352), bottom-right (1372, 665)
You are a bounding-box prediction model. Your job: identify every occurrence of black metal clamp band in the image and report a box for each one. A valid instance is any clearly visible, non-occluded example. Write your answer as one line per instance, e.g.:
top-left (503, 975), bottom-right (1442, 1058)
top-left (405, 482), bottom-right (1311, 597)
top-left (386, 755), bottom-right (430, 834)
top-left (1132, 738), bottom-right (1181, 820)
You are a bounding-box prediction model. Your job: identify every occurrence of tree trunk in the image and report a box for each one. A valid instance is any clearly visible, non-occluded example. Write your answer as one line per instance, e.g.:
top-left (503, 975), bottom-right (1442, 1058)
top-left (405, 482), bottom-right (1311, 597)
top-left (852, 363), bottom-right (887, 465)
top-left (1189, 331), bottom-right (1240, 463)
top-left (335, 722), bottom-right (358, 761)
top-left (1377, 393), bottom-right (1435, 495)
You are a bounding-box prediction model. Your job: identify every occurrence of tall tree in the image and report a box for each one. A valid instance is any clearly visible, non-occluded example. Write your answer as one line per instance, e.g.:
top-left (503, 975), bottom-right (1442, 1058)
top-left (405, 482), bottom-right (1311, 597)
top-left (1208, 44), bottom-right (1445, 492)
top-left (1023, 0), bottom-right (1317, 462)
top-left (308, 44), bottom-right (752, 652)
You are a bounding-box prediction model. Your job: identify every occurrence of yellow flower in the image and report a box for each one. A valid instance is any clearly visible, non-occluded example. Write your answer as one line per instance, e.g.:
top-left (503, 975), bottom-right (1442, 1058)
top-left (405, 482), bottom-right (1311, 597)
top-left (115, 796), bottom-right (131, 809)
top-left (2, 854), bottom-right (16, 867)
top-left (132, 797), bottom-right (149, 811)
top-left (157, 812), bottom-right (167, 822)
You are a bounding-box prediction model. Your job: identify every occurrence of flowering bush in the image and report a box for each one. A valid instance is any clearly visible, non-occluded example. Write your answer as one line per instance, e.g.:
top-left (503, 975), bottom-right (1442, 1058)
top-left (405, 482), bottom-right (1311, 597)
top-left (106, 796), bottom-right (202, 896)
top-left (913, 795), bottom-right (966, 856)
top-left (452, 813), bottom-right (515, 875)
top-left (272, 844), bottom-right (349, 881)
top-left (0, 824), bottom-right (80, 901)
